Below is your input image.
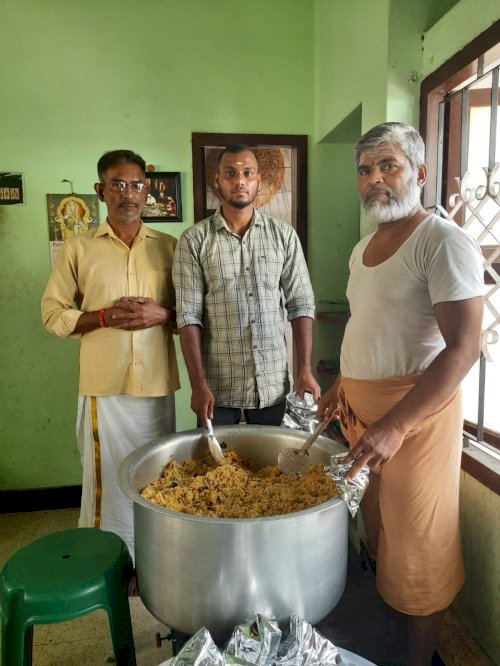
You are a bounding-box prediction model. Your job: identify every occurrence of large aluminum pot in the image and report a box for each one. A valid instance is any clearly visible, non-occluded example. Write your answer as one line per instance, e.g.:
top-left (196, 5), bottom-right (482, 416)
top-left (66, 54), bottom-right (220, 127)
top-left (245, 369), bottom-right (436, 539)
top-left (119, 425), bottom-right (348, 643)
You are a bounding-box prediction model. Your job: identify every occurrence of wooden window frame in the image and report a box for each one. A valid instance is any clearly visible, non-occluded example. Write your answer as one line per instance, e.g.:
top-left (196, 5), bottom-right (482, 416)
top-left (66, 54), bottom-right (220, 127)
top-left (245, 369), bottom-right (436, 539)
top-left (420, 20), bottom-right (500, 495)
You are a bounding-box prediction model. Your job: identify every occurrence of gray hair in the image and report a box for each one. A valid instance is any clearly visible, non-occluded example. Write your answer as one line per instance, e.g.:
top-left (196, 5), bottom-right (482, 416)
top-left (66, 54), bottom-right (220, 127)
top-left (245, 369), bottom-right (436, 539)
top-left (354, 122), bottom-right (425, 169)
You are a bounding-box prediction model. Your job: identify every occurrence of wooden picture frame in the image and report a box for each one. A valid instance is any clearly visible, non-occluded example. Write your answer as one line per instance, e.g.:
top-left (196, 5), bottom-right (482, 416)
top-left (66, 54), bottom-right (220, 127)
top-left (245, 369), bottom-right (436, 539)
top-left (191, 132), bottom-right (308, 257)
top-left (142, 171), bottom-right (182, 221)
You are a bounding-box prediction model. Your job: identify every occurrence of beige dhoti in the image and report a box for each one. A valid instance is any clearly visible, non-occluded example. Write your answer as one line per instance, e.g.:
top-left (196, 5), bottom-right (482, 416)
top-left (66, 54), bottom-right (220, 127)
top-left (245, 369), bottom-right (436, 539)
top-left (338, 374), bottom-right (464, 615)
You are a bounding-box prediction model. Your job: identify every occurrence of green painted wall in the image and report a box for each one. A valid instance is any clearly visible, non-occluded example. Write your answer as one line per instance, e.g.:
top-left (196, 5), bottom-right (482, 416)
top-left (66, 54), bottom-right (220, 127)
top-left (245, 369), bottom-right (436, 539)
top-left (313, 0), bottom-right (390, 144)
top-left (309, 139), bottom-right (360, 392)
top-left (422, 0), bottom-right (500, 77)
top-left (387, 0), bottom-right (464, 125)
top-left (0, 0), bottom-right (314, 490)
top-left (309, 2), bottom-right (380, 389)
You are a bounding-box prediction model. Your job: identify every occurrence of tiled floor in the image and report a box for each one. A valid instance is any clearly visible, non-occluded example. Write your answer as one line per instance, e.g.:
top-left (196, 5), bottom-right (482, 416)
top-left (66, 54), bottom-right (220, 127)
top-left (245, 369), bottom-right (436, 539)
top-left (0, 509), bottom-right (495, 665)
top-left (0, 509), bottom-right (174, 666)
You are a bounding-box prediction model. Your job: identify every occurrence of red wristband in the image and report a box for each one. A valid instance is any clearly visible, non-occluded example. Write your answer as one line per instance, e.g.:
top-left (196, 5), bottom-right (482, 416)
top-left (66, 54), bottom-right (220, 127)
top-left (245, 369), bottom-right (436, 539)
top-left (98, 308), bottom-right (109, 328)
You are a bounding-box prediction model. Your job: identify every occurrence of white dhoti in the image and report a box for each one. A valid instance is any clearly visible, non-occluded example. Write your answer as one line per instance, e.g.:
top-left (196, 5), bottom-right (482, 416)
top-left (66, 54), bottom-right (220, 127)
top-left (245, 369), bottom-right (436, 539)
top-left (76, 394), bottom-right (175, 563)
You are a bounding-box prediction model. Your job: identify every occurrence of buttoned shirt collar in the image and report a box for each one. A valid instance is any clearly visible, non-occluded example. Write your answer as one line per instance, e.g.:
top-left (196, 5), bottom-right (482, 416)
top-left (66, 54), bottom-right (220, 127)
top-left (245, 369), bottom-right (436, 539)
top-left (213, 207), bottom-right (265, 234)
top-left (95, 218), bottom-right (162, 241)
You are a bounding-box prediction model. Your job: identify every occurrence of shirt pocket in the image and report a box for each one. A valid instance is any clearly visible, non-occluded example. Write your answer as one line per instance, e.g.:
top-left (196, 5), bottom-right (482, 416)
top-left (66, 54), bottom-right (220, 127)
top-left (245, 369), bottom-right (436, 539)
top-left (258, 248), bottom-right (283, 290)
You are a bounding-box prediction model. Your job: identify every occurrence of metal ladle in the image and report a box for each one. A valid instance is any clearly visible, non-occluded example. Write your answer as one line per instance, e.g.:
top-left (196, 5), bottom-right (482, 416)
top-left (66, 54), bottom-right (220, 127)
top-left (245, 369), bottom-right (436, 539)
top-left (278, 417), bottom-right (330, 475)
top-left (206, 419), bottom-right (225, 465)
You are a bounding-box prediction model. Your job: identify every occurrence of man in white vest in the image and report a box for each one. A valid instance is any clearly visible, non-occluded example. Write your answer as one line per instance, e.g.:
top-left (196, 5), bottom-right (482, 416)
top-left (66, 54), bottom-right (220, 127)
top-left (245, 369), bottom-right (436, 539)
top-left (318, 123), bottom-right (484, 665)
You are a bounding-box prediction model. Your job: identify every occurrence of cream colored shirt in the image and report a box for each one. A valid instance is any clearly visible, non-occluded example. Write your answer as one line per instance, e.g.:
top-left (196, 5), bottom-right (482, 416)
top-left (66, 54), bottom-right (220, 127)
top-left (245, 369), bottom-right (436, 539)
top-left (41, 220), bottom-right (180, 397)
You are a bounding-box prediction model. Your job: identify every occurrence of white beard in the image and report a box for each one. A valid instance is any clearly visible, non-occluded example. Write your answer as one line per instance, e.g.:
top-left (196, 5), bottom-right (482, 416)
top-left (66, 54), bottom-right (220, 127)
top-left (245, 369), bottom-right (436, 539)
top-left (363, 180), bottom-right (422, 225)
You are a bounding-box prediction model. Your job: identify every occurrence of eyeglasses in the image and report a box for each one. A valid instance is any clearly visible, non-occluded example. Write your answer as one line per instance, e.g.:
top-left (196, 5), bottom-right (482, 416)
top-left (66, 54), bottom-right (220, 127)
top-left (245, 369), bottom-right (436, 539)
top-left (105, 180), bottom-right (147, 193)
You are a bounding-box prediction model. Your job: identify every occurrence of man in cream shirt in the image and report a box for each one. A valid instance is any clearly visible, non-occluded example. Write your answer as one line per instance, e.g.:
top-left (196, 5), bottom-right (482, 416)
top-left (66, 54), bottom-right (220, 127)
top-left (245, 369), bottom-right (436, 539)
top-left (41, 149), bottom-right (179, 574)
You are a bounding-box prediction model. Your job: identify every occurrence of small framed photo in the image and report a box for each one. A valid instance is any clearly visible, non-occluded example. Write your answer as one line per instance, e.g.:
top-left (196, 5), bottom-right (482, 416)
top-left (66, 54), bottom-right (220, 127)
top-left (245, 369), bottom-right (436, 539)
top-left (142, 171), bottom-right (182, 221)
top-left (0, 172), bottom-right (25, 205)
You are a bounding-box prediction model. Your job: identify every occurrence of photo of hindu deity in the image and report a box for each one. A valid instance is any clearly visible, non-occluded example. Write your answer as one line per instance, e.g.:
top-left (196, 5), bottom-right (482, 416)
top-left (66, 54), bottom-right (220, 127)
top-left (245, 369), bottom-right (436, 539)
top-left (46, 193), bottom-right (100, 266)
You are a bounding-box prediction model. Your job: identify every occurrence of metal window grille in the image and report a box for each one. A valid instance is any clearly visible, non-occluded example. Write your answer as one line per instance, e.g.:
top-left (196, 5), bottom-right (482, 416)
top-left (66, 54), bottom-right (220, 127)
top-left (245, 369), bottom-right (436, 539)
top-left (434, 62), bottom-right (500, 452)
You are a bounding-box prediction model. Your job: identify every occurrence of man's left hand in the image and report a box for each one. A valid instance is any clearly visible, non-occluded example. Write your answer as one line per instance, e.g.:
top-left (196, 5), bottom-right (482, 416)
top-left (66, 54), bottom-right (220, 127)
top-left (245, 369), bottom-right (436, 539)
top-left (294, 370), bottom-right (321, 402)
top-left (343, 418), bottom-right (405, 481)
top-left (112, 297), bottom-right (171, 330)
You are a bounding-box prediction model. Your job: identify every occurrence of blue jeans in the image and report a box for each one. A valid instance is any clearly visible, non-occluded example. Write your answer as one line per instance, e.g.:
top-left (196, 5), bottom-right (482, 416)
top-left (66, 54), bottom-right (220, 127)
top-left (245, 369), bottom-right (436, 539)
top-left (212, 401), bottom-right (286, 426)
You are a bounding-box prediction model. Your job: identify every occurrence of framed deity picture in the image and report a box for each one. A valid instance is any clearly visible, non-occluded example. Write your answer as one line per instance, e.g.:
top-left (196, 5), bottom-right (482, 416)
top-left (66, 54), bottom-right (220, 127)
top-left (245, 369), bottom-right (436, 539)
top-left (142, 171), bottom-right (182, 221)
top-left (46, 193), bottom-right (100, 267)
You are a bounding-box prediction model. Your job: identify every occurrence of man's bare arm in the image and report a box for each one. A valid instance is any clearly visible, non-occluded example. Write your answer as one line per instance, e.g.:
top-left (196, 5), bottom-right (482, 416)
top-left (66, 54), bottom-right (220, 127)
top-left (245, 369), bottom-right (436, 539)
top-left (291, 316), bottom-right (321, 401)
top-left (316, 373), bottom-right (342, 421)
top-left (178, 324), bottom-right (214, 426)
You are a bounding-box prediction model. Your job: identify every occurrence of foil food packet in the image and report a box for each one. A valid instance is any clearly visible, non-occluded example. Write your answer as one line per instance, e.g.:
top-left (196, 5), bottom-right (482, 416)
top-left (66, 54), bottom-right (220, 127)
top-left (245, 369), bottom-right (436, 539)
top-left (225, 614), bottom-right (281, 664)
top-left (324, 452), bottom-right (370, 517)
top-left (282, 392), bottom-right (346, 443)
top-left (282, 391), bottom-right (318, 432)
top-left (275, 616), bottom-right (341, 665)
top-left (169, 627), bottom-right (224, 665)
top-left (170, 615), bottom-right (341, 665)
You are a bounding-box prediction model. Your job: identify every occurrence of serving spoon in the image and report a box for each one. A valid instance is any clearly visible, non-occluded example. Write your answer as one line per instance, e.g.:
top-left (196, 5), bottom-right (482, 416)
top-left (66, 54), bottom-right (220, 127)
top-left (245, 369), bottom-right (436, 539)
top-left (206, 419), bottom-right (225, 465)
top-left (278, 417), bottom-right (330, 476)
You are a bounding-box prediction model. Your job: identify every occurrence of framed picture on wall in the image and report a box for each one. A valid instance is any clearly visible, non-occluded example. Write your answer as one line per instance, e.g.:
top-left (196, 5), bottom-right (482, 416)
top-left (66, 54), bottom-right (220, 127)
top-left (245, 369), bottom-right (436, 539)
top-left (46, 193), bottom-right (100, 267)
top-left (0, 172), bottom-right (25, 205)
top-left (191, 132), bottom-right (308, 256)
top-left (142, 171), bottom-right (182, 221)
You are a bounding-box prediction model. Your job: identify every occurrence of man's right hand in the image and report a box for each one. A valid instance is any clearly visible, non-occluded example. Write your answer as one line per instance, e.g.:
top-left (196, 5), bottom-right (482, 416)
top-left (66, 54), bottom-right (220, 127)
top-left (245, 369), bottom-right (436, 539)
top-left (73, 300), bottom-right (137, 334)
top-left (102, 302), bottom-right (136, 328)
top-left (191, 383), bottom-right (215, 427)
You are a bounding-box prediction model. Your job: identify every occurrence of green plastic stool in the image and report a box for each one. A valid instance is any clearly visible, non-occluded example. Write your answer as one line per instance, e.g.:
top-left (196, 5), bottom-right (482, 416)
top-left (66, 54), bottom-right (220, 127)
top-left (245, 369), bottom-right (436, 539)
top-left (0, 527), bottom-right (136, 666)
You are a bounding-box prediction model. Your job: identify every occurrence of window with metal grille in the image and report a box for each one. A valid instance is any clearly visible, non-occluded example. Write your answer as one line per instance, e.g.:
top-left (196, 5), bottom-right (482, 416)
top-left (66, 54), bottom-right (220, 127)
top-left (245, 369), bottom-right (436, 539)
top-left (421, 21), bottom-right (500, 491)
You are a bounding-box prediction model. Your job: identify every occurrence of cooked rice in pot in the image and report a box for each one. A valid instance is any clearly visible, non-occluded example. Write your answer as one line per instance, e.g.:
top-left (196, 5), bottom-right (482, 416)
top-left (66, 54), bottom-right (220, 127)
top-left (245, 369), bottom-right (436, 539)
top-left (141, 451), bottom-right (338, 518)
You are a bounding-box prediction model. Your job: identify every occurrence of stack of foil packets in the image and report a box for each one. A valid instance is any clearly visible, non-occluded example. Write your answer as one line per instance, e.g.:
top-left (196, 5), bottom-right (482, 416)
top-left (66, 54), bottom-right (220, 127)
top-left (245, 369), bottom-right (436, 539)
top-left (169, 614), bottom-right (341, 665)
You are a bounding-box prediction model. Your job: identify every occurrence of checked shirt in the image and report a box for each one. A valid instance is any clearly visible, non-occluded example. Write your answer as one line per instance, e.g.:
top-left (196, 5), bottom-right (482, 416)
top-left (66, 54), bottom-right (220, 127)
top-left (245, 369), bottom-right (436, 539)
top-left (173, 208), bottom-right (315, 409)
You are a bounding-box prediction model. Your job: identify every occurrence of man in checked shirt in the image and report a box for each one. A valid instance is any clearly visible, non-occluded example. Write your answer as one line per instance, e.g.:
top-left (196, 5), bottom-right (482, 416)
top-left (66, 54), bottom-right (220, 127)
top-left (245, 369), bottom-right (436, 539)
top-left (173, 144), bottom-right (320, 426)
